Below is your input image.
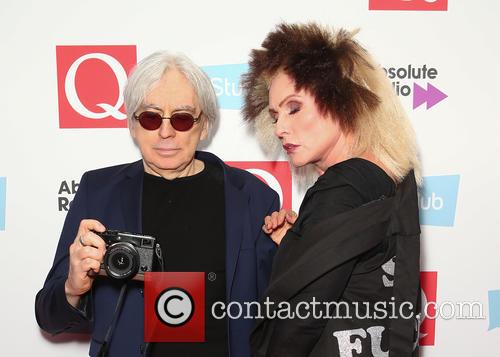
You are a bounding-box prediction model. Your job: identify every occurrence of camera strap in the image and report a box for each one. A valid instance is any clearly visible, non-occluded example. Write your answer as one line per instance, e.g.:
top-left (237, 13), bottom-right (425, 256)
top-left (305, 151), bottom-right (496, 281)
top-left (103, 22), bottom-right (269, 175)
top-left (140, 244), bottom-right (165, 357)
top-left (155, 243), bottom-right (165, 272)
top-left (96, 282), bottom-right (128, 357)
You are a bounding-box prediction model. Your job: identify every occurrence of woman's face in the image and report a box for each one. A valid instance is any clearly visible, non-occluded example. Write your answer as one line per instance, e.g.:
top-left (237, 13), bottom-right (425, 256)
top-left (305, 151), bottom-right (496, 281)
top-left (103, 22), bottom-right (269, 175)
top-left (268, 71), bottom-right (348, 172)
top-left (131, 68), bottom-right (207, 177)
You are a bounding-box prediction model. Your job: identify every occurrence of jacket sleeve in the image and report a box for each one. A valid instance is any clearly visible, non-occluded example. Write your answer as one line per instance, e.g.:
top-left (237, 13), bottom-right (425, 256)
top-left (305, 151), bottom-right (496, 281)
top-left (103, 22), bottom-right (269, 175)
top-left (255, 193), bottom-right (280, 300)
top-left (35, 172), bottom-right (92, 334)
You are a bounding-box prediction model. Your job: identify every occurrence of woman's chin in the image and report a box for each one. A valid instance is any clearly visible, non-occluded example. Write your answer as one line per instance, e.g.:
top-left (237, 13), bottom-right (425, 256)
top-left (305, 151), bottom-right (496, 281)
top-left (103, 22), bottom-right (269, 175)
top-left (287, 154), bottom-right (309, 168)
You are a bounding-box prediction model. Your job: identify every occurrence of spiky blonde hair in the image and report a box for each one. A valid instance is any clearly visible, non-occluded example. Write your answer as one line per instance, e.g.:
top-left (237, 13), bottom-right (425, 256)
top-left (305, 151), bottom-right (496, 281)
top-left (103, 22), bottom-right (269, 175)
top-left (241, 23), bottom-right (421, 184)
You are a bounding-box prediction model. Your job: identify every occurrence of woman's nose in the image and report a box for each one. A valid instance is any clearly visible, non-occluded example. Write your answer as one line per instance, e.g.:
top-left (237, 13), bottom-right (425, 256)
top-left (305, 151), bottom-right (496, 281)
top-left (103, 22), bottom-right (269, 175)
top-left (274, 115), bottom-right (288, 138)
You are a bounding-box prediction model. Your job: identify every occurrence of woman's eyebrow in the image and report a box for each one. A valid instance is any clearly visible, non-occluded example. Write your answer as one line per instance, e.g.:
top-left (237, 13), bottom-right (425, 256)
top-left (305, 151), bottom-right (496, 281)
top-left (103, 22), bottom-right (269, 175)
top-left (269, 94), bottom-right (300, 112)
top-left (277, 94), bottom-right (300, 108)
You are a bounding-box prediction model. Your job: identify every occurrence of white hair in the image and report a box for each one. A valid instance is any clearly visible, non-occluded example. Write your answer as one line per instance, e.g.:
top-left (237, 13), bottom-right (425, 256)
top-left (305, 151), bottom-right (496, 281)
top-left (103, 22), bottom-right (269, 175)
top-left (123, 51), bottom-right (219, 134)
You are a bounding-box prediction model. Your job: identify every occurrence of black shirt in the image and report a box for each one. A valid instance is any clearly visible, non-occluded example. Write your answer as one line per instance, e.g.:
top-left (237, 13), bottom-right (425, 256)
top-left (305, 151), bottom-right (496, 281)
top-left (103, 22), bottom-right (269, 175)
top-left (142, 161), bottom-right (228, 357)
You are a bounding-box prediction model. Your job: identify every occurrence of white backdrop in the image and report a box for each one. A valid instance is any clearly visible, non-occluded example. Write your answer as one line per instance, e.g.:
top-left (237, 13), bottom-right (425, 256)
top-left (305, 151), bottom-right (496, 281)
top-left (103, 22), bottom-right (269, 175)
top-left (1, 0), bottom-right (499, 355)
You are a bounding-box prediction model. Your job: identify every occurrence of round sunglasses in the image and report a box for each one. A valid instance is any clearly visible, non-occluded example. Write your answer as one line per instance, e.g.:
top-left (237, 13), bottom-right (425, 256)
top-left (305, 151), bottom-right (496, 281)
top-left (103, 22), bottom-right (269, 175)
top-left (133, 110), bottom-right (203, 132)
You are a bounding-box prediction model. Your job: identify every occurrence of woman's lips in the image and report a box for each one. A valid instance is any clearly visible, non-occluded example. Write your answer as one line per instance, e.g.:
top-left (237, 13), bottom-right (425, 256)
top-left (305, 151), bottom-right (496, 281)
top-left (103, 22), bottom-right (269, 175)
top-left (283, 143), bottom-right (299, 154)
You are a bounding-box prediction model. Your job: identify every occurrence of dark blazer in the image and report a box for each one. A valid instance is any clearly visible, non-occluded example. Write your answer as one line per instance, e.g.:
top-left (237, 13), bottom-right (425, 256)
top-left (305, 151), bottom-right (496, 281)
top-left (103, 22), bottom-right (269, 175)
top-left (35, 151), bottom-right (279, 357)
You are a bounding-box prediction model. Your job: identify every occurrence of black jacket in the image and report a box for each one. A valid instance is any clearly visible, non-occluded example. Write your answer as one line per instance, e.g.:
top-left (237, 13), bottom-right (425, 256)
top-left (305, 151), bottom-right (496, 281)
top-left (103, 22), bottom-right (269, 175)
top-left (251, 164), bottom-right (420, 357)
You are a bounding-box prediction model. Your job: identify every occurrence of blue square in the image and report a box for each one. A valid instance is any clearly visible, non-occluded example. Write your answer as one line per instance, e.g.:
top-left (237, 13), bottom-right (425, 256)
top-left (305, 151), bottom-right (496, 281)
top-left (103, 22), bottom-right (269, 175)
top-left (419, 175), bottom-right (460, 227)
top-left (202, 64), bottom-right (248, 110)
top-left (489, 290), bottom-right (500, 330)
top-left (0, 177), bottom-right (5, 231)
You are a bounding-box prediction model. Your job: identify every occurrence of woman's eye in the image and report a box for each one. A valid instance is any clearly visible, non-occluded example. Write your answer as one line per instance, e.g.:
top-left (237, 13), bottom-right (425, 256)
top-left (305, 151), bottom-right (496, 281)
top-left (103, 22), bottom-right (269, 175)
top-left (269, 111), bottom-right (278, 124)
top-left (288, 102), bottom-right (301, 115)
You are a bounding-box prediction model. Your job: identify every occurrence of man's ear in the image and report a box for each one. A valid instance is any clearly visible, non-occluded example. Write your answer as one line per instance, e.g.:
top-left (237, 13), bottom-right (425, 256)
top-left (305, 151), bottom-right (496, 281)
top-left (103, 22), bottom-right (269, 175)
top-left (129, 121), bottom-right (137, 140)
top-left (200, 119), bottom-right (209, 141)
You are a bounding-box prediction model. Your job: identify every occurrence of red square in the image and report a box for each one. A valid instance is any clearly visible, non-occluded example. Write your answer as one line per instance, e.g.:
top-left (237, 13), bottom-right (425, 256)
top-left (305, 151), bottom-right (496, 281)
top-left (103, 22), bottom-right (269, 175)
top-left (56, 45), bottom-right (137, 128)
top-left (420, 271), bottom-right (437, 346)
top-left (144, 272), bottom-right (205, 342)
top-left (369, 0), bottom-right (448, 11)
top-left (226, 161), bottom-right (292, 209)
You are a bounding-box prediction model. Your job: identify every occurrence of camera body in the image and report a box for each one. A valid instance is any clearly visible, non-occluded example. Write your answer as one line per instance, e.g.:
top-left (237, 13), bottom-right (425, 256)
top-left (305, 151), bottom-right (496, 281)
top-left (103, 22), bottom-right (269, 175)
top-left (95, 230), bottom-right (159, 281)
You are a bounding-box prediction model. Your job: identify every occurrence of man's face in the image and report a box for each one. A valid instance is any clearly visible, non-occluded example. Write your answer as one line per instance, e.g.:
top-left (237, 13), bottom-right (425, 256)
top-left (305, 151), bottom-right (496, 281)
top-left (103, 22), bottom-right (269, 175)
top-left (131, 68), bottom-right (207, 177)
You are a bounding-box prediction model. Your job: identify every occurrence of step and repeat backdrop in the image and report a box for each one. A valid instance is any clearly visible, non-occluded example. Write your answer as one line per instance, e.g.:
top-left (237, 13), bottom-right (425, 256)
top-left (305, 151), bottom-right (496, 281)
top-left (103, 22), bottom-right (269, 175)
top-left (1, 0), bottom-right (499, 355)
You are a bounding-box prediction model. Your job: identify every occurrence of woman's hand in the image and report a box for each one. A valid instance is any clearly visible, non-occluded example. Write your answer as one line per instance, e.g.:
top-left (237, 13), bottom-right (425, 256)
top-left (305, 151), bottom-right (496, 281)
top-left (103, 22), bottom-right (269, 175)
top-left (262, 209), bottom-right (298, 245)
top-left (64, 219), bottom-right (106, 307)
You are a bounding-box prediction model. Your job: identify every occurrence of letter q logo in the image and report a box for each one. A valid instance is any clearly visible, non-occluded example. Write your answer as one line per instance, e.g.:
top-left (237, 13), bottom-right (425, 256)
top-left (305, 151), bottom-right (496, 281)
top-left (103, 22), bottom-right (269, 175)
top-left (226, 161), bottom-right (292, 209)
top-left (419, 271), bottom-right (437, 346)
top-left (56, 45), bottom-right (137, 128)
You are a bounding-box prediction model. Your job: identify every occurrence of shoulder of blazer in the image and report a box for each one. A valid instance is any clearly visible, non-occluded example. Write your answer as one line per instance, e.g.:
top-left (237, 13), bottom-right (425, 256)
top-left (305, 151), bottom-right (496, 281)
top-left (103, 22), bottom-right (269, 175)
top-left (83, 160), bottom-right (143, 188)
top-left (196, 150), bottom-right (279, 207)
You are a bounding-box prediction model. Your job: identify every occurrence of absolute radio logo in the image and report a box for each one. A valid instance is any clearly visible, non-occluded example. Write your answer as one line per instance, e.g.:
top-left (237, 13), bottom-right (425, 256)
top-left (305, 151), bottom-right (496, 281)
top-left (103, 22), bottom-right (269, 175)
top-left (369, 0), bottom-right (448, 11)
top-left (420, 271), bottom-right (437, 346)
top-left (202, 64), bottom-right (247, 110)
top-left (56, 45), bottom-right (137, 128)
top-left (384, 65), bottom-right (447, 110)
top-left (226, 161), bottom-right (292, 209)
top-left (57, 179), bottom-right (79, 212)
top-left (0, 177), bottom-right (6, 231)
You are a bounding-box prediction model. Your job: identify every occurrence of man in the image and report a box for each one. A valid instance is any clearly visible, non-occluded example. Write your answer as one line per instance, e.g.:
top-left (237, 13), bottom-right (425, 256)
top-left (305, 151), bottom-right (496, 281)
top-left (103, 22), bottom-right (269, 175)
top-left (36, 51), bottom-right (279, 356)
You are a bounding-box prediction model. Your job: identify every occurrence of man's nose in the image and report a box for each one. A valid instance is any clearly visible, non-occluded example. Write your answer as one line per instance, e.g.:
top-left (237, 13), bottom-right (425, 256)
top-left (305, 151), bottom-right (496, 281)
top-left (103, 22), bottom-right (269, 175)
top-left (158, 119), bottom-right (176, 138)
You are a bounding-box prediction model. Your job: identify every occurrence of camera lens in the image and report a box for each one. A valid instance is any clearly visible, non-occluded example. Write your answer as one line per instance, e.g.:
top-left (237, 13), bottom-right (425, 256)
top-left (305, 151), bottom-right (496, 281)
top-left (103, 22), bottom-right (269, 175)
top-left (104, 242), bottom-right (139, 280)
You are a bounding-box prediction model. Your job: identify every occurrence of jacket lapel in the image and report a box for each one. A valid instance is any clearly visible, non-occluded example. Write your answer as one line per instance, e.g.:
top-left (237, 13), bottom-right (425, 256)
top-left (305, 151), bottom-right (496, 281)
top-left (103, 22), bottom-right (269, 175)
top-left (119, 160), bottom-right (144, 233)
top-left (223, 176), bottom-right (248, 300)
top-left (196, 151), bottom-right (247, 301)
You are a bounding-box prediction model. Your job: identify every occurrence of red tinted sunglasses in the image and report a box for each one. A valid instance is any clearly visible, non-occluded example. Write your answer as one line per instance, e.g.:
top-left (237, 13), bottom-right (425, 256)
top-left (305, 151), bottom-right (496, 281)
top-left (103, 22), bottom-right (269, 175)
top-left (133, 110), bottom-right (202, 132)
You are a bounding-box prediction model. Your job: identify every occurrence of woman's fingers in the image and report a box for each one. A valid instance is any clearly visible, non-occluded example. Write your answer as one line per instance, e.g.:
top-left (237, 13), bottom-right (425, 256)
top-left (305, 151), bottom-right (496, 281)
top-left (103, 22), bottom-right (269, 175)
top-left (286, 210), bottom-right (298, 224)
top-left (263, 210), bottom-right (297, 231)
top-left (270, 211), bottom-right (280, 229)
top-left (264, 215), bottom-right (273, 232)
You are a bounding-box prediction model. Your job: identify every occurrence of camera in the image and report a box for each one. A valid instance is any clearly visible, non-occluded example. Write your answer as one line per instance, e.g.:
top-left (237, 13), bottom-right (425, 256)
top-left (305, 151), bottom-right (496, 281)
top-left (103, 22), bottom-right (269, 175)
top-left (94, 230), bottom-right (162, 281)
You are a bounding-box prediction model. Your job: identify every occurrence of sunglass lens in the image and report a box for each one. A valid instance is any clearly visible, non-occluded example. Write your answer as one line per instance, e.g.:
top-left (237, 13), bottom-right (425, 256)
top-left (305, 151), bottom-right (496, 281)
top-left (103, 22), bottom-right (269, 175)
top-left (138, 112), bottom-right (162, 130)
top-left (170, 113), bottom-right (195, 131)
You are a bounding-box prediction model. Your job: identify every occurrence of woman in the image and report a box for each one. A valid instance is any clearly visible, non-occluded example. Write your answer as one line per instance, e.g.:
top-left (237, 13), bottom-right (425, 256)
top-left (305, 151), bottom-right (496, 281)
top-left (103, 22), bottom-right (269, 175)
top-left (35, 51), bottom-right (279, 357)
top-left (242, 23), bottom-right (421, 356)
